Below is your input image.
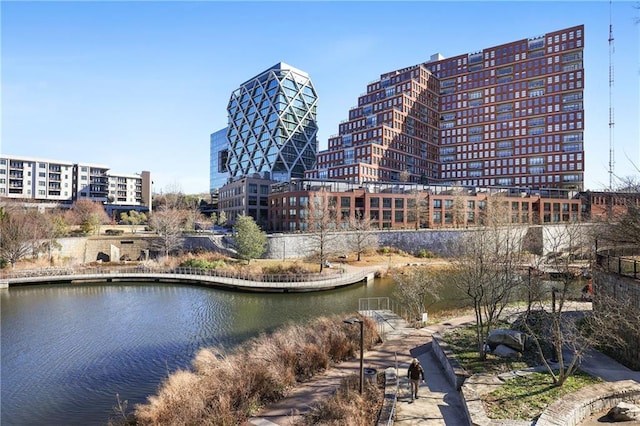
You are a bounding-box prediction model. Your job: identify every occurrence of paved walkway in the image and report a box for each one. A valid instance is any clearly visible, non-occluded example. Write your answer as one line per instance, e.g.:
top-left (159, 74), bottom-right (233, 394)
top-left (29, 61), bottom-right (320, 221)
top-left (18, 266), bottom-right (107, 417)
top-left (246, 311), bottom-right (475, 426)
top-left (393, 315), bottom-right (475, 426)
top-left (246, 302), bottom-right (639, 426)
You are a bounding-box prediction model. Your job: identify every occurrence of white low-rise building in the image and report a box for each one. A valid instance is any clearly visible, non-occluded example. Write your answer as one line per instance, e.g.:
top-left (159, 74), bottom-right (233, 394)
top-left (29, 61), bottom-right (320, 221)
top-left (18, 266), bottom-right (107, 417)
top-left (0, 154), bottom-right (152, 213)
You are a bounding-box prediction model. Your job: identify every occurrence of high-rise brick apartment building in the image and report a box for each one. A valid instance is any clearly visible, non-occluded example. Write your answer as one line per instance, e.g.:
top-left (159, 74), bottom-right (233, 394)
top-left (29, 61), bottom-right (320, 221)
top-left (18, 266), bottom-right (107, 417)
top-left (310, 63), bottom-right (441, 184)
top-left (306, 25), bottom-right (584, 190)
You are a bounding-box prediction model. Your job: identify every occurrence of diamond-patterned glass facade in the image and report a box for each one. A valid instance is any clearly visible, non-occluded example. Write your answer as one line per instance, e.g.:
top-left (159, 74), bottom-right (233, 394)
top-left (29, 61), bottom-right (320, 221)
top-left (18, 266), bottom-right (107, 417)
top-left (226, 63), bottom-right (318, 182)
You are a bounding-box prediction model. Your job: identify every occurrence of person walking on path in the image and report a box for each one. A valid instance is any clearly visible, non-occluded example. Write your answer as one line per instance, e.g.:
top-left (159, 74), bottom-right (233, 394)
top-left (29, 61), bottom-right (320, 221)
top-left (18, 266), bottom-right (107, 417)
top-left (407, 357), bottom-right (425, 402)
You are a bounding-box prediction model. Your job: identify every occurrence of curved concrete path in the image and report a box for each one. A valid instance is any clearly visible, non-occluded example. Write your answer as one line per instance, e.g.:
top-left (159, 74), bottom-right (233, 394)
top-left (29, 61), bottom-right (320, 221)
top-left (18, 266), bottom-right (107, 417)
top-left (0, 267), bottom-right (375, 292)
top-left (247, 301), bottom-right (639, 426)
top-left (246, 312), bottom-right (473, 426)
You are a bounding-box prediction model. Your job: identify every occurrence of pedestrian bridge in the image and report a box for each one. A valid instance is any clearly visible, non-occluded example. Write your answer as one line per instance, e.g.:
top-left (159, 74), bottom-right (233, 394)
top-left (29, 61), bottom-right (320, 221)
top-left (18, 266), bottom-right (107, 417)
top-left (0, 266), bottom-right (377, 293)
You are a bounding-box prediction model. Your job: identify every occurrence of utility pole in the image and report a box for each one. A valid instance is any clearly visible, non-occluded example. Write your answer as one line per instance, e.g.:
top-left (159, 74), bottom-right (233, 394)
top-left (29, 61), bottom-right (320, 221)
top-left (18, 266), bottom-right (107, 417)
top-left (608, 0), bottom-right (616, 190)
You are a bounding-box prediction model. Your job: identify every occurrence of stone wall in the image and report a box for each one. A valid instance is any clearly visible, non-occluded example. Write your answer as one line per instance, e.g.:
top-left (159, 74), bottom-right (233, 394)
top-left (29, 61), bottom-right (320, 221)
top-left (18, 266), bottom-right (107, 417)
top-left (51, 224), bottom-right (593, 264)
top-left (265, 229), bottom-right (469, 260)
top-left (264, 224), bottom-right (590, 260)
top-left (594, 270), bottom-right (640, 311)
top-left (536, 380), bottom-right (640, 426)
top-left (593, 270), bottom-right (640, 369)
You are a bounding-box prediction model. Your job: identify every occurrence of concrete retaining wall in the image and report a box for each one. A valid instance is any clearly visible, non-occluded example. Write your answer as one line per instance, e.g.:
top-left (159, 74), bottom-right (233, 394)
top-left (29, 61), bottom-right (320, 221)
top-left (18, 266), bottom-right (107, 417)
top-left (377, 367), bottom-right (398, 426)
top-left (431, 332), bottom-right (470, 390)
top-left (52, 235), bottom-right (233, 264)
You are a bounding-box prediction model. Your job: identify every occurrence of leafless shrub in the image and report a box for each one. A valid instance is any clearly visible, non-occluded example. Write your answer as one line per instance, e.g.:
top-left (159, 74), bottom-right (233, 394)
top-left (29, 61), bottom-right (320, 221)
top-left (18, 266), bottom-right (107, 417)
top-left (298, 375), bottom-right (383, 426)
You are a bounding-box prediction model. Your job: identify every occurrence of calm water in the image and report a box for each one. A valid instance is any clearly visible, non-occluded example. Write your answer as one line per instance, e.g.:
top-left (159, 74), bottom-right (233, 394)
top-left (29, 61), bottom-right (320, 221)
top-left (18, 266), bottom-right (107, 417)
top-left (1, 279), bottom-right (399, 426)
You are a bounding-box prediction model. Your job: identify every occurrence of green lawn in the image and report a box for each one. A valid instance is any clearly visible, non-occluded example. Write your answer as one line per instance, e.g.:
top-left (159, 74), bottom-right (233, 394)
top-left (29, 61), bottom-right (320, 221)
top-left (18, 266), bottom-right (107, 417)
top-left (484, 371), bottom-right (602, 420)
top-left (443, 324), bottom-right (532, 374)
top-left (443, 324), bottom-right (602, 421)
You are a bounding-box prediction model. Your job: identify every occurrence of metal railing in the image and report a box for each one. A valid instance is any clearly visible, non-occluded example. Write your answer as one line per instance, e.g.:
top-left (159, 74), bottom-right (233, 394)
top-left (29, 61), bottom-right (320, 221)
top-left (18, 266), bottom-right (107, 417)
top-left (0, 266), bottom-right (370, 291)
top-left (358, 296), bottom-right (390, 312)
top-left (359, 297), bottom-right (390, 340)
top-left (0, 265), bottom-right (343, 281)
top-left (597, 248), bottom-right (640, 280)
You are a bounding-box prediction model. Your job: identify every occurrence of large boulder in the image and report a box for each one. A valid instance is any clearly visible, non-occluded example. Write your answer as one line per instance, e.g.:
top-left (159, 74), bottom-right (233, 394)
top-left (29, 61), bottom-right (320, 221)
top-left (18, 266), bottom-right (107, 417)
top-left (607, 402), bottom-right (640, 422)
top-left (487, 329), bottom-right (527, 353)
top-left (492, 344), bottom-right (522, 358)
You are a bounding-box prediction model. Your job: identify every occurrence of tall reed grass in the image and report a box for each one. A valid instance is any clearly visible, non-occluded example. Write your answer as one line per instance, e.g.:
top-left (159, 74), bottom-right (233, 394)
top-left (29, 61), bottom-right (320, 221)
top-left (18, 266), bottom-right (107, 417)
top-left (131, 314), bottom-right (380, 425)
top-left (299, 375), bottom-right (384, 426)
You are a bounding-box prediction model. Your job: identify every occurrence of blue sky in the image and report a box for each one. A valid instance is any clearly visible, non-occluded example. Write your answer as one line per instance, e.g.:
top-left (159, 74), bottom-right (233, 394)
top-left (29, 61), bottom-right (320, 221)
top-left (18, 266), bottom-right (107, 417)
top-left (2, 1), bottom-right (638, 194)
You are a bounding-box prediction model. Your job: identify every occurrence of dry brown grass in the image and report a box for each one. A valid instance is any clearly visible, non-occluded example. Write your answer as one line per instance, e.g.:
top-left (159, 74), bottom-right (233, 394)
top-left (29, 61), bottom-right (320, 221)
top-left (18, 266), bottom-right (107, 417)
top-left (133, 314), bottom-right (381, 425)
top-left (296, 376), bottom-right (384, 426)
top-left (9, 256), bottom-right (59, 270)
top-left (336, 247), bottom-right (451, 270)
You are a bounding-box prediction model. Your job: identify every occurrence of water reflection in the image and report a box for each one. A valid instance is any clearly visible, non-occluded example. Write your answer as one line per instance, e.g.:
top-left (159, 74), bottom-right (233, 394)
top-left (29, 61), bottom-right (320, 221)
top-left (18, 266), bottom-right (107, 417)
top-left (1, 279), bottom-right (396, 425)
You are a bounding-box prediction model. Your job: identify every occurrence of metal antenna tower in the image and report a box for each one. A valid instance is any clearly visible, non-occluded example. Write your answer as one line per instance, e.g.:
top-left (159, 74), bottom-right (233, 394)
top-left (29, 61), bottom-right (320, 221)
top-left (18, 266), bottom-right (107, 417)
top-left (608, 0), bottom-right (616, 190)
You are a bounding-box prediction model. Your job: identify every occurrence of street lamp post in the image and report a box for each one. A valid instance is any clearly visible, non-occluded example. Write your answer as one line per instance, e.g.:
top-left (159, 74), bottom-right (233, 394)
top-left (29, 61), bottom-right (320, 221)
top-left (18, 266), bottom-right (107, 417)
top-left (343, 317), bottom-right (364, 394)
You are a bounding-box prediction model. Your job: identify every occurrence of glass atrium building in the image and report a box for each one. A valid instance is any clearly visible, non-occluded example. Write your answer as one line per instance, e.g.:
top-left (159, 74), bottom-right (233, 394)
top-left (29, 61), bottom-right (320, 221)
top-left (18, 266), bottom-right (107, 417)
top-left (209, 127), bottom-right (229, 195)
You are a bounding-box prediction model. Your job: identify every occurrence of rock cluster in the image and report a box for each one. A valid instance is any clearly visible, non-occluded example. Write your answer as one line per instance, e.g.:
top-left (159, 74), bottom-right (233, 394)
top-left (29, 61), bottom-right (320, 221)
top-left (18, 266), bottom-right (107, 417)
top-left (607, 401), bottom-right (640, 422)
top-left (486, 328), bottom-right (527, 358)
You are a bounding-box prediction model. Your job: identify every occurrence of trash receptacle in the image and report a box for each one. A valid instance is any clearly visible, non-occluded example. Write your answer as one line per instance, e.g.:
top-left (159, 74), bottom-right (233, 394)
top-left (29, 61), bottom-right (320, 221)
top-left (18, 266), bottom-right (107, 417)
top-left (363, 368), bottom-right (377, 385)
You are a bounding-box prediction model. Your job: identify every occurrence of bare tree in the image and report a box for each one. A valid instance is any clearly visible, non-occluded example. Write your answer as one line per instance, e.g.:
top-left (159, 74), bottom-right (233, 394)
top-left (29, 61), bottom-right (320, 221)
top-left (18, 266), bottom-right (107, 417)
top-left (0, 205), bottom-right (38, 267)
top-left (521, 257), bottom-right (547, 319)
top-left (447, 194), bottom-right (526, 359)
top-left (304, 190), bottom-right (338, 272)
top-left (149, 208), bottom-right (186, 258)
top-left (407, 190), bottom-right (428, 230)
top-left (518, 222), bottom-right (598, 386)
top-left (179, 198), bottom-right (205, 232)
top-left (153, 182), bottom-right (185, 210)
top-left (34, 209), bottom-right (66, 262)
top-left (598, 181), bottom-right (640, 247)
top-left (70, 200), bottom-right (110, 235)
top-left (522, 287), bottom-right (638, 385)
top-left (451, 186), bottom-right (468, 228)
top-left (589, 175), bottom-right (640, 370)
top-left (348, 212), bottom-right (378, 261)
top-left (392, 267), bottom-right (442, 326)
top-left (590, 289), bottom-right (640, 370)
